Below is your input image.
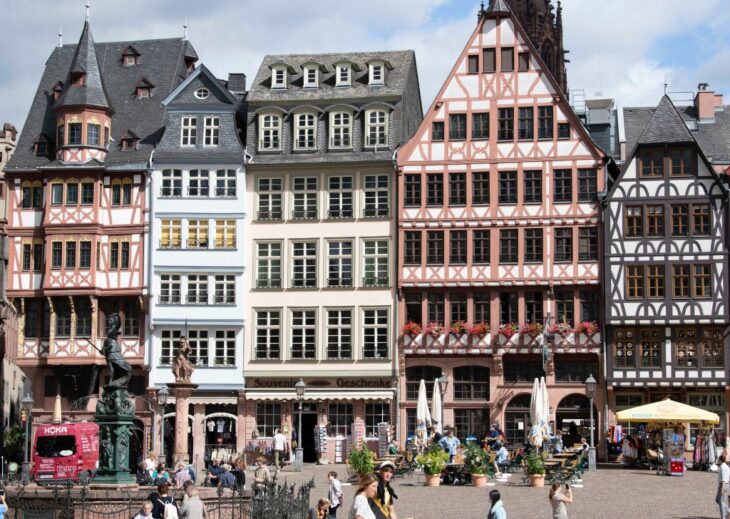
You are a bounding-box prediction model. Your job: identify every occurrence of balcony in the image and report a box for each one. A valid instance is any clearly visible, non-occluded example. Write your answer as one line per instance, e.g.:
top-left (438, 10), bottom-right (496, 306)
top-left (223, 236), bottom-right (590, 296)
top-left (256, 278), bottom-right (281, 289)
top-left (291, 278), bottom-right (317, 289)
top-left (215, 187), bottom-right (236, 197)
top-left (159, 291), bottom-right (181, 305)
top-left (291, 209), bottom-right (318, 220)
top-left (186, 238), bottom-right (209, 249)
top-left (327, 209), bottom-right (353, 219)
top-left (257, 210), bottom-right (282, 221)
top-left (213, 293), bottom-right (236, 304)
top-left (186, 293), bottom-right (209, 305)
top-left (363, 207), bottom-right (389, 218)
top-left (160, 187), bottom-right (182, 198)
top-left (363, 275), bottom-right (389, 288)
top-left (327, 277), bottom-right (352, 288)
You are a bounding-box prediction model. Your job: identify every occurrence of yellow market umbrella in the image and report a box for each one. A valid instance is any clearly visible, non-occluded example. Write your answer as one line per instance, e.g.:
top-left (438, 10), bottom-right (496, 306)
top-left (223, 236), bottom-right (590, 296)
top-left (616, 398), bottom-right (719, 424)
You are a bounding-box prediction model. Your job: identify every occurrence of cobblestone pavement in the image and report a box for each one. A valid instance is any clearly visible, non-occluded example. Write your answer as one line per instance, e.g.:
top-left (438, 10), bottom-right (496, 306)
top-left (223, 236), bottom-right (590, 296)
top-left (265, 464), bottom-right (718, 519)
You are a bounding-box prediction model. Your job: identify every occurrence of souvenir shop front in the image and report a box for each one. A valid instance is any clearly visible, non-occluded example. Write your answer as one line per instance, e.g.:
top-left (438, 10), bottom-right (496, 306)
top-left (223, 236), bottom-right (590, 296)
top-left (242, 377), bottom-right (396, 465)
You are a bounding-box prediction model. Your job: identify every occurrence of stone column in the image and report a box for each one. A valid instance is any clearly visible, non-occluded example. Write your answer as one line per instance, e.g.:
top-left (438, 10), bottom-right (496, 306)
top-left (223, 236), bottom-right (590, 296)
top-left (168, 382), bottom-right (197, 464)
top-left (236, 391), bottom-right (246, 456)
top-left (192, 404), bottom-right (205, 471)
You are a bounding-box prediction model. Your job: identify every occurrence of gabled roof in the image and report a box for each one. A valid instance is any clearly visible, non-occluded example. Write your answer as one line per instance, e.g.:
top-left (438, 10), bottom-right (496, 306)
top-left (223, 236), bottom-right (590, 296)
top-left (136, 77), bottom-right (155, 89)
top-left (635, 95), bottom-right (694, 147)
top-left (7, 34), bottom-right (196, 171)
top-left (160, 64), bottom-right (239, 107)
top-left (486, 0), bottom-right (512, 14)
top-left (122, 45), bottom-right (140, 56)
top-left (56, 21), bottom-right (110, 111)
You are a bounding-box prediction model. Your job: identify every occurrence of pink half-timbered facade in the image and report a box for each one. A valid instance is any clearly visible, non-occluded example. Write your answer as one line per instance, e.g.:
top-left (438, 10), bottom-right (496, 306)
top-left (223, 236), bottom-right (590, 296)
top-left (4, 18), bottom-right (197, 458)
top-left (396, 1), bottom-right (609, 451)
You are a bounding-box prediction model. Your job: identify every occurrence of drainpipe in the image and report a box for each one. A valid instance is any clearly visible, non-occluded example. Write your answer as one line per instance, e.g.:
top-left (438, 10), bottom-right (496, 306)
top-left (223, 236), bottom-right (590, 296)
top-left (145, 150), bottom-right (155, 369)
top-left (391, 143), bottom-right (401, 440)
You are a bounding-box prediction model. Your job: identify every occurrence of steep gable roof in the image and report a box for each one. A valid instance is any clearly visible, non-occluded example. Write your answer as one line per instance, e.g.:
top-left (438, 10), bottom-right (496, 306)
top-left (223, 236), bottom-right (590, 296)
top-left (161, 64), bottom-right (238, 107)
top-left (635, 95), bottom-right (694, 147)
top-left (56, 21), bottom-right (110, 110)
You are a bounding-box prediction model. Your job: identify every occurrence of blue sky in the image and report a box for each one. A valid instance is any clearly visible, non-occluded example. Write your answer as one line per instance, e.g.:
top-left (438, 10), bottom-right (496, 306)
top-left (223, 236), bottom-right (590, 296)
top-left (2, 0), bottom-right (729, 132)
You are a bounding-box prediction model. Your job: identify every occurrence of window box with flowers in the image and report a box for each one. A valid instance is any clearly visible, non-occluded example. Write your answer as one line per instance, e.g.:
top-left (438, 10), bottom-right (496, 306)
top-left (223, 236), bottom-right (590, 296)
top-left (448, 321), bottom-right (469, 347)
top-left (424, 322), bottom-right (446, 349)
top-left (468, 322), bottom-right (491, 348)
top-left (521, 322), bottom-right (544, 348)
top-left (402, 321), bottom-right (423, 349)
top-left (575, 321), bottom-right (600, 346)
top-left (497, 322), bottom-right (520, 346)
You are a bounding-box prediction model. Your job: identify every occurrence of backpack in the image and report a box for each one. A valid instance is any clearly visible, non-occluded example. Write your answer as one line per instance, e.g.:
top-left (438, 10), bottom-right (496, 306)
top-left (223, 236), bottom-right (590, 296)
top-left (158, 499), bottom-right (178, 519)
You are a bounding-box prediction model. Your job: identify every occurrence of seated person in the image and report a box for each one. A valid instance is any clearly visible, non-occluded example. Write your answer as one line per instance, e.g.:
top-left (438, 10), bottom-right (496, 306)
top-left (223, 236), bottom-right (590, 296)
top-left (207, 459), bottom-right (222, 486)
top-left (492, 443), bottom-right (510, 476)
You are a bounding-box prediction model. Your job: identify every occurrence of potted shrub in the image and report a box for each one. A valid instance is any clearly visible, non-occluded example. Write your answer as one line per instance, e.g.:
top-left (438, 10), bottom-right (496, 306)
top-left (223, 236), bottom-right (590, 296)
top-left (402, 321), bottom-right (422, 336)
top-left (348, 442), bottom-right (375, 478)
top-left (416, 445), bottom-right (449, 486)
top-left (463, 443), bottom-right (490, 487)
top-left (523, 450), bottom-right (546, 487)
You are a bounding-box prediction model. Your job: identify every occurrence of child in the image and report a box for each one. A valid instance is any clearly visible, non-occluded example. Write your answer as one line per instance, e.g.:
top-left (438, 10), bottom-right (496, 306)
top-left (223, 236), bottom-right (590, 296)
top-left (326, 471), bottom-right (343, 518)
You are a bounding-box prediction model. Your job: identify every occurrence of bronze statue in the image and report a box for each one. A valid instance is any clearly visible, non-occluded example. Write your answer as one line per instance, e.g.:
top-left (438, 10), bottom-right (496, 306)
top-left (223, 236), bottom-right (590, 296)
top-left (103, 313), bottom-right (132, 387)
top-left (172, 335), bottom-right (194, 383)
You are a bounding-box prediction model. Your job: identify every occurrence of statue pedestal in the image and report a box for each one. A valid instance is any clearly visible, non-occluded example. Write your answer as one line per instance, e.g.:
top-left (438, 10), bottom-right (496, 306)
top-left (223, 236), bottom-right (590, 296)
top-left (167, 382), bottom-right (198, 464)
top-left (94, 386), bottom-right (135, 484)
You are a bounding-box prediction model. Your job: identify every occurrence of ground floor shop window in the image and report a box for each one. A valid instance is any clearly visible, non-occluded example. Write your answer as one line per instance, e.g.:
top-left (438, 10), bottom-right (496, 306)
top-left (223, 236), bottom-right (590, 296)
top-left (328, 403), bottom-right (352, 437)
top-left (256, 402), bottom-right (281, 438)
top-left (406, 408), bottom-right (416, 439)
top-left (688, 393), bottom-right (726, 446)
top-left (505, 394), bottom-right (531, 445)
top-left (454, 409), bottom-right (487, 440)
top-left (614, 393), bottom-right (643, 436)
top-left (365, 402), bottom-right (390, 438)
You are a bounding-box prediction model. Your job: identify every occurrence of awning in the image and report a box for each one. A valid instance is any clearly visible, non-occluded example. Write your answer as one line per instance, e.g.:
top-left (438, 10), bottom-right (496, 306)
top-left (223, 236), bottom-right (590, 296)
top-left (615, 398), bottom-right (720, 424)
top-left (244, 389), bottom-right (394, 401)
top-left (167, 396), bottom-right (238, 405)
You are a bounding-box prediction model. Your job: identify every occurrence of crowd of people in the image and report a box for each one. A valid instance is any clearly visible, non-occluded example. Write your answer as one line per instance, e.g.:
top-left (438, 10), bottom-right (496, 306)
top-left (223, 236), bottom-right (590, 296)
top-left (131, 482), bottom-right (208, 519)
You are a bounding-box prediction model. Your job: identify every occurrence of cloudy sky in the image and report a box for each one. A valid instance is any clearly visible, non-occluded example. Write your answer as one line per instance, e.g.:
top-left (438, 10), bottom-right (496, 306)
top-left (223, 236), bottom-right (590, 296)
top-left (2, 0), bottom-right (729, 132)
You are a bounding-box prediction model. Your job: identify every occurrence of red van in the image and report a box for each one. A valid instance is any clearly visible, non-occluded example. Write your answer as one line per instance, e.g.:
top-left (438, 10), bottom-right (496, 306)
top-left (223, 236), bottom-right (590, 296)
top-left (32, 422), bottom-right (100, 483)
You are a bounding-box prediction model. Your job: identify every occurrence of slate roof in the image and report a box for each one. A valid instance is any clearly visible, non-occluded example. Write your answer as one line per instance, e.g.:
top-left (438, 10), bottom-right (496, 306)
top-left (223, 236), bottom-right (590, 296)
top-left (247, 50), bottom-right (416, 103)
top-left (635, 95), bottom-right (694, 147)
top-left (56, 21), bottom-right (110, 110)
top-left (7, 29), bottom-right (197, 172)
top-left (623, 100), bottom-right (730, 165)
top-left (486, 0), bottom-right (512, 14)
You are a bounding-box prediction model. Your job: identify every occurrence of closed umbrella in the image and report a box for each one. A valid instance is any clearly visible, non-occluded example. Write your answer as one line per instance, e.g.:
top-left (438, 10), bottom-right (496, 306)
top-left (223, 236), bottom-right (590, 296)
top-left (431, 379), bottom-right (442, 435)
top-left (528, 378), bottom-right (543, 448)
top-left (540, 376), bottom-right (550, 436)
top-left (416, 379), bottom-right (432, 448)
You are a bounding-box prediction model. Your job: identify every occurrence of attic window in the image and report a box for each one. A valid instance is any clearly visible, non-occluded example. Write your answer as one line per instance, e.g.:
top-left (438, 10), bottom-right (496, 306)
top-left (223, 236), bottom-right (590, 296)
top-left (303, 67), bottom-right (318, 88)
top-left (135, 78), bottom-right (155, 99)
top-left (33, 135), bottom-right (50, 156)
top-left (52, 81), bottom-right (64, 102)
top-left (124, 55), bottom-right (136, 66)
top-left (71, 71), bottom-right (85, 87)
top-left (122, 46), bottom-right (140, 66)
top-left (369, 62), bottom-right (385, 85)
top-left (272, 67), bottom-right (287, 89)
top-left (194, 88), bottom-right (210, 100)
top-left (336, 65), bottom-right (351, 87)
top-left (121, 138), bottom-right (138, 151)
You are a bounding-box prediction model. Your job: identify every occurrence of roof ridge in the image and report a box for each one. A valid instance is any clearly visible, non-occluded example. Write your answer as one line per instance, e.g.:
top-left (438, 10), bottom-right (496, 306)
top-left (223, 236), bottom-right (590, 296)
top-left (635, 95), bottom-right (694, 147)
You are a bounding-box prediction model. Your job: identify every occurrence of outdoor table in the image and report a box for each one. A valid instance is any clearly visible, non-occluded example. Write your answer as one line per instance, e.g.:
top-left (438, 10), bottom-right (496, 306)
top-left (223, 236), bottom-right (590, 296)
top-left (554, 453), bottom-right (577, 459)
top-left (443, 463), bottom-right (470, 484)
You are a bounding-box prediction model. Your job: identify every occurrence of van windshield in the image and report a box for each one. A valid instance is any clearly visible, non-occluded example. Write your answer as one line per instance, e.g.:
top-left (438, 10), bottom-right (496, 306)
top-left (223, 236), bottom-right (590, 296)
top-left (36, 435), bottom-right (76, 458)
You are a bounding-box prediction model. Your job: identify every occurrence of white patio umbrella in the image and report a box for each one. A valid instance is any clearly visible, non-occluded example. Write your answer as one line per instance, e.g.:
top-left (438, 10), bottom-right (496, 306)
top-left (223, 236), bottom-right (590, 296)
top-left (540, 376), bottom-right (550, 436)
top-left (528, 377), bottom-right (543, 448)
top-left (431, 379), bottom-right (442, 435)
top-left (415, 379), bottom-right (432, 448)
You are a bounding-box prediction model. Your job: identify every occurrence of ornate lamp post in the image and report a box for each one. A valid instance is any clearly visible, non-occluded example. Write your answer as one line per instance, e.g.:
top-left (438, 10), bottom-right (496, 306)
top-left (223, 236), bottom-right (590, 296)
top-left (294, 378), bottom-right (306, 472)
top-left (437, 375), bottom-right (448, 431)
top-left (585, 374), bottom-right (597, 470)
top-left (157, 386), bottom-right (169, 464)
top-left (20, 393), bottom-right (34, 485)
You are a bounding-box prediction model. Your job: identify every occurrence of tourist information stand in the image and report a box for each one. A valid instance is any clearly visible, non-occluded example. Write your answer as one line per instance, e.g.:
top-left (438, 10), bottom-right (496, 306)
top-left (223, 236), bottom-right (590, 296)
top-left (615, 398), bottom-right (720, 476)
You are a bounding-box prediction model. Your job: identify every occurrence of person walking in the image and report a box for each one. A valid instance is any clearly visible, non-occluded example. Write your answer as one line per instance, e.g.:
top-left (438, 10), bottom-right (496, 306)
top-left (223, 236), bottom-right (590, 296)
top-left (371, 461), bottom-right (398, 519)
top-left (273, 429), bottom-right (288, 471)
top-left (327, 471), bottom-right (344, 518)
top-left (717, 454), bottom-right (730, 519)
top-left (348, 473), bottom-right (378, 519)
top-left (487, 489), bottom-right (507, 519)
top-left (309, 498), bottom-right (331, 519)
top-left (549, 482), bottom-right (573, 519)
top-left (179, 486), bottom-right (206, 519)
top-left (150, 483), bottom-right (178, 519)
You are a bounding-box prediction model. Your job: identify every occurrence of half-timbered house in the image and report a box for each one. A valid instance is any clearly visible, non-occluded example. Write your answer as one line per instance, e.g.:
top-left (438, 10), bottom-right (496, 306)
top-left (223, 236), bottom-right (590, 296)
top-left (4, 18), bottom-right (198, 456)
top-left (604, 94), bottom-right (730, 437)
top-left (396, 0), bottom-right (608, 449)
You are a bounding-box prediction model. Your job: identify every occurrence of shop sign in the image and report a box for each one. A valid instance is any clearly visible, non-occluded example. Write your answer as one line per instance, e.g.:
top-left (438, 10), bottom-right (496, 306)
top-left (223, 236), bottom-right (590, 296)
top-left (249, 377), bottom-right (393, 389)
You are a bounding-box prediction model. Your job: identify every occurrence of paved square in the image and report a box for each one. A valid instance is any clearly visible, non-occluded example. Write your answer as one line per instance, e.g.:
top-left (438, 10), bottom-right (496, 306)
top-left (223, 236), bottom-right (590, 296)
top-left (271, 464), bottom-right (719, 519)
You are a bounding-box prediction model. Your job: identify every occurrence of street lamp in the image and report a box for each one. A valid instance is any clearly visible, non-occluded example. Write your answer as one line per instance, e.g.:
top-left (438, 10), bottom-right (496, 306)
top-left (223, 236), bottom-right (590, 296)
top-left (584, 374), bottom-right (597, 470)
top-left (437, 375), bottom-right (448, 432)
top-left (157, 386), bottom-right (169, 465)
top-left (294, 378), bottom-right (306, 472)
top-left (20, 393), bottom-right (34, 485)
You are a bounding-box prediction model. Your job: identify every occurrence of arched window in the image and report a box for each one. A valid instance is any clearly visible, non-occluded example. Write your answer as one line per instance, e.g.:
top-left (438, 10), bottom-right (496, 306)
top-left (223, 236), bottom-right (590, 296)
top-left (504, 394), bottom-right (532, 445)
top-left (365, 109), bottom-right (388, 147)
top-left (453, 366), bottom-right (489, 400)
top-left (294, 112), bottom-right (317, 150)
top-left (405, 365), bottom-right (442, 400)
top-left (259, 114), bottom-right (282, 151)
top-left (329, 111), bottom-right (352, 149)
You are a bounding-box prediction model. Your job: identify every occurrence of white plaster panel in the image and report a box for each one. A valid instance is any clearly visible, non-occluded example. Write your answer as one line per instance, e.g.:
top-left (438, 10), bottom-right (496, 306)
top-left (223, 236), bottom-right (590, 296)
top-left (471, 100), bottom-right (490, 110)
top-left (499, 18), bottom-right (515, 44)
top-left (444, 79), bottom-right (467, 99)
top-left (517, 73), bottom-right (538, 95)
top-left (612, 371), bottom-right (624, 379)
top-left (431, 144), bottom-right (445, 161)
top-left (482, 19), bottom-right (497, 41)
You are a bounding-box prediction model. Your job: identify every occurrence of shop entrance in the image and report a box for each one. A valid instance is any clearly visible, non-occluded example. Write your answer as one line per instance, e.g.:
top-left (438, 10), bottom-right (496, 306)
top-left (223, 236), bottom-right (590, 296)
top-left (555, 394), bottom-right (598, 448)
top-left (293, 403), bottom-right (318, 463)
top-left (504, 394), bottom-right (531, 446)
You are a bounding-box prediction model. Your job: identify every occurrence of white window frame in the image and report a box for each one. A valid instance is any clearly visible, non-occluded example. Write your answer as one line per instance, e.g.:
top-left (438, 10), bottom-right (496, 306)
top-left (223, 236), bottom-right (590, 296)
top-left (187, 219), bottom-right (209, 249)
top-left (159, 274), bottom-right (181, 304)
top-left (329, 111), bottom-right (352, 149)
top-left (215, 169), bottom-right (236, 197)
top-left (365, 109), bottom-right (388, 148)
top-left (214, 219), bottom-right (236, 249)
top-left (188, 169), bottom-right (209, 197)
top-left (369, 62), bottom-right (385, 85)
top-left (327, 176), bottom-right (353, 218)
top-left (181, 116), bottom-right (197, 146)
top-left (291, 241), bottom-right (317, 288)
top-left (365, 402), bottom-right (390, 438)
top-left (291, 176), bottom-right (318, 219)
top-left (303, 66), bottom-right (318, 88)
top-left (294, 112), bottom-right (317, 150)
top-left (327, 308), bottom-right (353, 360)
top-left (255, 309), bottom-right (281, 360)
top-left (159, 219), bottom-right (181, 249)
top-left (362, 308), bottom-right (389, 359)
top-left (187, 329), bottom-right (209, 366)
top-left (214, 274), bottom-right (236, 304)
top-left (194, 88), bottom-right (210, 100)
top-left (161, 169), bottom-right (182, 197)
top-left (186, 274), bottom-right (208, 304)
top-left (290, 309), bottom-right (317, 360)
top-left (214, 330), bottom-right (236, 366)
top-left (336, 64), bottom-right (351, 86)
top-left (363, 174), bottom-right (389, 217)
top-left (160, 329), bottom-right (182, 365)
top-left (363, 239), bottom-right (389, 287)
top-left (204, 116), bottom-right (220, 146)
top-left (327, 240), bottom-right (353, 287)
top-left (259, 113), bottom-right (282, 151)
top-left (257, 177), bottom-right (283, 220)
top-left (272, 66), bottom-right (287, 89)
top-left (256, 241), bottom-right (282, 289)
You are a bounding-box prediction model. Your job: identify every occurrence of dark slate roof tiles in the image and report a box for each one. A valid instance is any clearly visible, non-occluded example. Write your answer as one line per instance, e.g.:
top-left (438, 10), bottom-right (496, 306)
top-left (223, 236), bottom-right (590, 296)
top-left (56, 21), bottom-right (111, 110)
top-left (635, 95), bottom-right (694, 147)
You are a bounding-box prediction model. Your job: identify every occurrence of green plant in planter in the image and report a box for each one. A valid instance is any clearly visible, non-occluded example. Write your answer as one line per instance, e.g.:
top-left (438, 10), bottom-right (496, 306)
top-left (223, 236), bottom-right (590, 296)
top-left (348, 442), bottom-right (375, 476)
top-left (416, 444), bottom-right (450, 475)
top-left (523, 449), bottom-right (546, 475)
top-left (462, 443), bottom-right (490, 476)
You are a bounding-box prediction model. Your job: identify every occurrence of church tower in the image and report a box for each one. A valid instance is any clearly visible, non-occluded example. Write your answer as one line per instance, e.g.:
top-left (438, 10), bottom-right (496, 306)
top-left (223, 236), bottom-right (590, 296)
top-left (500, 0), bottom-right (568, 94)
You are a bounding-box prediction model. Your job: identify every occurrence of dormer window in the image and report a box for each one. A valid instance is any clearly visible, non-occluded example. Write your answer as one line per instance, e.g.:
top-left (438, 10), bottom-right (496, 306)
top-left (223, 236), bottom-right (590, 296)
top-left (272, 66), bottom-right (287, 89)
top-left (52, 81), bottom-right (64, 102)
top-left (33, 134), bottom-right (49, 156)
top-left (194, 88), bottom-right (210, 100)
top-left (294, 112), bottom-right (317, 150)
top-left (369, 62), bottom-right (385, 85)
top-left (120, 130), bottom-right (140, 151)
top-left (135, 78), bottom-right (154, 99)
top-left (124, 55), bottom-right (136, 66)
top-left (336, 64), bottom-right (351, 86)
top-left (71, 71), bottom-right (85, 87)
top-left (304, 67), bottom-right (318, 88)
top-left (259, 113), bottom-right (282, 151)
top-left (122, 46), bottom-right (140, 66)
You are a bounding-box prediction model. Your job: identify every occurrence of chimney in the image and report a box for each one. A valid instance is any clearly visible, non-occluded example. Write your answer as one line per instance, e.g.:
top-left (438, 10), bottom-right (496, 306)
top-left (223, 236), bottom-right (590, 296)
top-left (695, 83), bottom-right (721, 122)
top-left (227, 73), bottom-right (246, 95)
